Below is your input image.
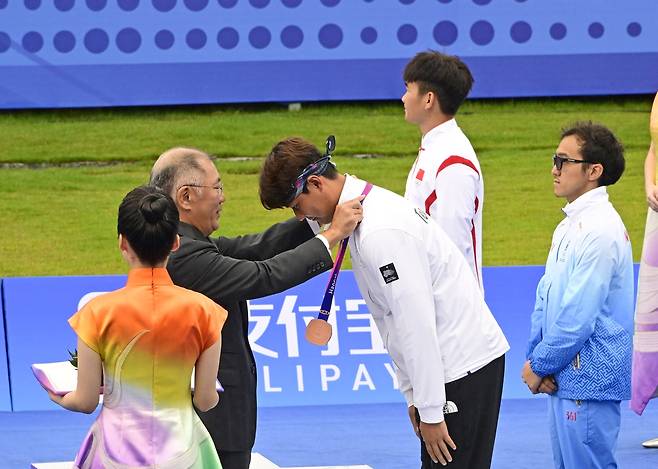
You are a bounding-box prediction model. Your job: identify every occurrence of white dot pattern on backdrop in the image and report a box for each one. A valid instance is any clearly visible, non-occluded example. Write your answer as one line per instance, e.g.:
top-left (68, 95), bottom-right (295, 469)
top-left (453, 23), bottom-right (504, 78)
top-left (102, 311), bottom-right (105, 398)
top-left (0, 1), bottom-right (645, 55)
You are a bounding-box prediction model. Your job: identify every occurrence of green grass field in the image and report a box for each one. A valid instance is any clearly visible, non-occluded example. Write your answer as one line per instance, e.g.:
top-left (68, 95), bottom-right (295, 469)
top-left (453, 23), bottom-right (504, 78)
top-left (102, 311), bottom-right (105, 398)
top-left (0, 96), bottom-right (654, 277)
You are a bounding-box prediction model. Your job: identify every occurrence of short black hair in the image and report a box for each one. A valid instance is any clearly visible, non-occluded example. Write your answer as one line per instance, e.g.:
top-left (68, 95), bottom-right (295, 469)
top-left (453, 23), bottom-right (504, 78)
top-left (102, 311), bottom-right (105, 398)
top-left (403, 50), bottom-right (473, 115)
top-left (561, 122), bottom-right (625, 186)
top-left (117, 185), bottom-right (179, 266)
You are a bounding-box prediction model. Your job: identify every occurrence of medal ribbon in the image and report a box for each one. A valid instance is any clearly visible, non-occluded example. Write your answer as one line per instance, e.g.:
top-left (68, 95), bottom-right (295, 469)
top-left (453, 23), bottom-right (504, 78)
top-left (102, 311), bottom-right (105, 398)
top-left (317, 182), bottom-right (373, 320)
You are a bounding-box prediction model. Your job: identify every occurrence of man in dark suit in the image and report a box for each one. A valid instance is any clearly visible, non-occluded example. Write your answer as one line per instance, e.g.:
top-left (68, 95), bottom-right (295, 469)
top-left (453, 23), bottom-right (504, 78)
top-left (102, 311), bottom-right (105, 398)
top-left (150, 147), bottom-right (363, 469)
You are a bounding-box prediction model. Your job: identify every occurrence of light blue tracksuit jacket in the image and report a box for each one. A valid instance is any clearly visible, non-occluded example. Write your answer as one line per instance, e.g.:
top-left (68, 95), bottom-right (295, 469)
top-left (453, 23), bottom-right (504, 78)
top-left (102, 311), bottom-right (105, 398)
top-left (527, 186), bottom-right (634, 401)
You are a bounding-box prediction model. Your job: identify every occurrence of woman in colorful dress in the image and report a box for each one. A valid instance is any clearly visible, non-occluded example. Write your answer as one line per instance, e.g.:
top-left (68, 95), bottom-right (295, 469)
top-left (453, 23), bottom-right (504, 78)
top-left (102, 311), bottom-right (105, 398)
top-left (631, 92), bottom-right (658, 447)
top-left (46, 185), bottom-right (227, 468)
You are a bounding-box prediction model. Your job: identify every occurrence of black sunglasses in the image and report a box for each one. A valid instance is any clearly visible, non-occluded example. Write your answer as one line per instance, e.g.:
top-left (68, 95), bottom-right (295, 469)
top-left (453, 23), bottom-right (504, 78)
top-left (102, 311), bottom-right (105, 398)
top-left (552, 153), bottom-right (590, 171)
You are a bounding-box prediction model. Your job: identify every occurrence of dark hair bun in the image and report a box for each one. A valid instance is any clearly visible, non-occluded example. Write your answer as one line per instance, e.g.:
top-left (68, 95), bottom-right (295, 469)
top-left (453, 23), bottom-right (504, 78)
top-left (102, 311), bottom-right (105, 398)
top-left (118, 185), bottom-right (179, 266)
top-left (138, 193), bottom-right (169, 224)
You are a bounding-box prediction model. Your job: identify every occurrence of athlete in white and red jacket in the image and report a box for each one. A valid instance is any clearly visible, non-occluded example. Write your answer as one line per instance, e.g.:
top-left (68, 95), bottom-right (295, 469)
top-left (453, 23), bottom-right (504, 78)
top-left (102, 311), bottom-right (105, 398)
top-left (401, 51), bottom-right (483, 292)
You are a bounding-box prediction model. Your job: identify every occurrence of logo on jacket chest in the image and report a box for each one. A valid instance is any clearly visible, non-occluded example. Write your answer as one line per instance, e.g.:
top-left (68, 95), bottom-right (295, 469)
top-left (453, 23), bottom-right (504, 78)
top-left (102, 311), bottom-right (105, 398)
top-left (414, 207), bottom-right (429, 223)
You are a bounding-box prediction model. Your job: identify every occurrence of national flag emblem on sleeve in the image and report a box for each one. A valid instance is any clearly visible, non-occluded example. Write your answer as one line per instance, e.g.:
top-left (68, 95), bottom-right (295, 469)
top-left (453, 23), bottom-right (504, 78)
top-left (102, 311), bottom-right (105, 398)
top-left (416, 168), bottom-right (425, 181)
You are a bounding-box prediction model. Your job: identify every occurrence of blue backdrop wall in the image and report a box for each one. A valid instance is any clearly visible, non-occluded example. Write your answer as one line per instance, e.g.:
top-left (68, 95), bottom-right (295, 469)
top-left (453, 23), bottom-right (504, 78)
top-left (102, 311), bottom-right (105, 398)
top-left (0, 265), bottom-right (641, 411)
top-left (0, 1), bottom-right (657, 109)
top-left (3, 275), bottom-right (127, 411)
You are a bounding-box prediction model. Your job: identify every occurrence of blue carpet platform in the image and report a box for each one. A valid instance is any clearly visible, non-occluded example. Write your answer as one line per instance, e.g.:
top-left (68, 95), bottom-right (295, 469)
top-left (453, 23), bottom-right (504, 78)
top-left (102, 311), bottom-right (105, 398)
top-left (2, 399), bottom-right (657, 469)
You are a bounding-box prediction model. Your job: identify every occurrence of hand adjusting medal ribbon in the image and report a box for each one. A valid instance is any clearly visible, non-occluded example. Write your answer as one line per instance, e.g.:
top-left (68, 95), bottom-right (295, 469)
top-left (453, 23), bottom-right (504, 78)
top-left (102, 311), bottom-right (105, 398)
top-left (305, 182), bottom-right (373, 346)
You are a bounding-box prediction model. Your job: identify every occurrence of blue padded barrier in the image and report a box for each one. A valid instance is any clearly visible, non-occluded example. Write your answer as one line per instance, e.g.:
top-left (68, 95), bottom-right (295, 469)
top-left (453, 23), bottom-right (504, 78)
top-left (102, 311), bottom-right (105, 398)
top-left (1, 265), bottom-right (640, 411)
top-left (0, 279), bottom-right (12, 410)
top-left (3, 275), bottom-right (126, 411)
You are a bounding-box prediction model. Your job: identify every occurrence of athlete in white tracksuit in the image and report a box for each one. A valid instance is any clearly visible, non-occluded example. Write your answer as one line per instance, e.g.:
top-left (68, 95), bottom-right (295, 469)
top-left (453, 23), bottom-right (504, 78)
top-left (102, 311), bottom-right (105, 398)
top-left (260, 138), bottom-right (509, 469)
top-left (345, 174), bottom-right (507, 421)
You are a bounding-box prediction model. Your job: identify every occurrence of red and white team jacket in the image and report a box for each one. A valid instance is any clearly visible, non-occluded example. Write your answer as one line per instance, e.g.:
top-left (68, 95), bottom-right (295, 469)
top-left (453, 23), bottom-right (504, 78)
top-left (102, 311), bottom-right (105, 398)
top-left (404, 119), bottom-right (484, 292)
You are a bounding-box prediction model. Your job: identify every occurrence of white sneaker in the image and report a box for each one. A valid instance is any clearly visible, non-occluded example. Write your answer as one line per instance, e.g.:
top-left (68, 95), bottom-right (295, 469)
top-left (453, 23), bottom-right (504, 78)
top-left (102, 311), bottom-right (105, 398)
top-left (642, 437), bottom-right (658, 448)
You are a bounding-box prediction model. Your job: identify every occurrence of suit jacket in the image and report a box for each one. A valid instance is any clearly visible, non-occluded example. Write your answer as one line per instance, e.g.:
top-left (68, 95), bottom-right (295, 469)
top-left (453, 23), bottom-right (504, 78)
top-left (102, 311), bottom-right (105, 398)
top-left (167, 219), bottom-right (333, 451)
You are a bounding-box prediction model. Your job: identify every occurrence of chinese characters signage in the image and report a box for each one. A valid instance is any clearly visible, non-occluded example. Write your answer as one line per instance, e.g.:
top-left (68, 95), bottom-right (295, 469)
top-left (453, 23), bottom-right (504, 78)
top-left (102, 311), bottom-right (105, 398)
top-left (248, 272), bottom-right (402, 406)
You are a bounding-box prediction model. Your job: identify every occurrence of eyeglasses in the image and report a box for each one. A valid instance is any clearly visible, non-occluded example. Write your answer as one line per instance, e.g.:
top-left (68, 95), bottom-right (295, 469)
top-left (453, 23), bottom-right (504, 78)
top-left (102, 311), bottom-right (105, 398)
top-left (552, 153), bottom-right (590, 171)
top-left (286, 135), bottom-right (337, 204)
top-left (178, 182), bottom-right (224, 194)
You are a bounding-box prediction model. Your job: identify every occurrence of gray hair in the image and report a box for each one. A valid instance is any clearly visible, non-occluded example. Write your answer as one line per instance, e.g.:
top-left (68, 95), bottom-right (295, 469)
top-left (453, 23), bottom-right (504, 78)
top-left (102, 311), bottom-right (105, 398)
top-left (149, 148), bottom-right (213, 198)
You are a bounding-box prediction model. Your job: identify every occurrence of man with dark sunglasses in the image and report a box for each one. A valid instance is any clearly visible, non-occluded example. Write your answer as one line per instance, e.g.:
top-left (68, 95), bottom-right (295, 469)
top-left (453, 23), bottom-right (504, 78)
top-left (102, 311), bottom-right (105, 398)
top-left (522, 122), bottom-right (634, 468)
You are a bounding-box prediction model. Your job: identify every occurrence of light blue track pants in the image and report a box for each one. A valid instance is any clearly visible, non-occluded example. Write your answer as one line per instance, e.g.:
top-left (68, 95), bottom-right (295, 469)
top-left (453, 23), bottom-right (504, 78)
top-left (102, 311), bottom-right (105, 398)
top-left (548, 396), bottom-right (621, 469)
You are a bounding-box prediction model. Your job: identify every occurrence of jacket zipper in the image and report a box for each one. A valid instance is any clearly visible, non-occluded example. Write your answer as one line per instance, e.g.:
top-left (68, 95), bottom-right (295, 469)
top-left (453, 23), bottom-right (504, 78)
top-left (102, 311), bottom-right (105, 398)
top-left (573, 352), bottom-right (581, 370)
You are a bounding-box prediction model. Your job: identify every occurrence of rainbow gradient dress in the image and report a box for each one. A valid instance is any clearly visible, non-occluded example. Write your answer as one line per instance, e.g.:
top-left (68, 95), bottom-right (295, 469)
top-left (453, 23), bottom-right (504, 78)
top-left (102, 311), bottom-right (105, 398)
top-left (68, 267), bottom-right (227, 468)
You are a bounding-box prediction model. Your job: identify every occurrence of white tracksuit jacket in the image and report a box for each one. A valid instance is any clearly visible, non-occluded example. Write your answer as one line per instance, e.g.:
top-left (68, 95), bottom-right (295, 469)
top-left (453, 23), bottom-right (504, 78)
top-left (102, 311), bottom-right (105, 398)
top-left (405, 119), bottom-right (484, 292)
top-left (342, 175), bottom-right (508, 424)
